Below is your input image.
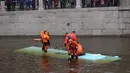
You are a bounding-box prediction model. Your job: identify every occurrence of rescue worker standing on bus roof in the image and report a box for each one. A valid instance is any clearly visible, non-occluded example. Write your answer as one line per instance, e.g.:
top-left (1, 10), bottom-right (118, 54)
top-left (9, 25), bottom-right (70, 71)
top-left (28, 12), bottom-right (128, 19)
top-left (68, 39), bottom-right (78, 59)
top-left (40, 30), bottom-right (50, 53)
top-left (64, 31), bottom-right (77, 55)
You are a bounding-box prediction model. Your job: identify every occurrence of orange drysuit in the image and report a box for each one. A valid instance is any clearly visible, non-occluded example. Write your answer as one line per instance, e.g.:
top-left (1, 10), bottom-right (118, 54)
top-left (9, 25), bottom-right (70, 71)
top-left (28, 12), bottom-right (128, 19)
top-left (68, 40), bottom-right (77, 56)
top-left (40, 30), bottom-right (45, 37)
top-left (76, 43), bottom-right (83, 56)
top-left (41, 31), bottom-right (50, 52)
top-left (70, 32), bottom-right (77, 41)
top-left (69, 40), bottom-right (83, 56)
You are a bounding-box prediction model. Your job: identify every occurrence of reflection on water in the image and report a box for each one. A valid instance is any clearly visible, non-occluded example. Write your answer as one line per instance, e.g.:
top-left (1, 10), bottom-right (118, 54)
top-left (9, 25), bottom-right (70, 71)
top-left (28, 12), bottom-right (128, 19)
top-left (66, 61), bottom-right (80, 73)
top-left (41, 55), bottom-right (83, 73)
top-left (41, 55), bottom-right (50, 73)
top-left (64, 59), bottom-right (86, 73)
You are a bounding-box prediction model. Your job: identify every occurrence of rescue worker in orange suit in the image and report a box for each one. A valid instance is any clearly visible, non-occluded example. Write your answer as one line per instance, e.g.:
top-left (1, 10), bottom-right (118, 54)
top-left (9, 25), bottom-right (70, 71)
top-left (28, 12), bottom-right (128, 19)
top-left (40, 30), bottom-right (50, 53)
top-left (68, 39), bottom-right (78, 59)
top-left (68, 39), bottom-right (84, 60)
top-left (64, 31), bottom-right (77, 55)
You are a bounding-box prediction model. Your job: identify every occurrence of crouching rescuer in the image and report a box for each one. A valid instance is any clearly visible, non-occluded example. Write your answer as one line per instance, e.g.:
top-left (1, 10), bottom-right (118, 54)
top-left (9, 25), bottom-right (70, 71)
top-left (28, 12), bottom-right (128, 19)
top-left (68, 39), bottom-right (84, 60)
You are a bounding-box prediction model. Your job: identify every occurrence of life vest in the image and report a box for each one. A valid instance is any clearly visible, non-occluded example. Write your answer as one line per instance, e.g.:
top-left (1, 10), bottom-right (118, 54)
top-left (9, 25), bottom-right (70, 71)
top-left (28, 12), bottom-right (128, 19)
top-left (69, 40), bottom-right (77, 50)
top-left (68, 40), bottom-right (77, 55)
top-left (40, 30), bottom-right (45, 37)
top-left (42, 33), bottom-right (49, 43)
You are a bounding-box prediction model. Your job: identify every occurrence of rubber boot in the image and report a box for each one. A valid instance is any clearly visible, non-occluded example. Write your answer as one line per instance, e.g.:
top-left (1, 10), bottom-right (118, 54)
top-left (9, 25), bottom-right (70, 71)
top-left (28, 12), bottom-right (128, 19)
top-left (68, 58), bottom-right (72, 63)
top-left (75, 55), bottom-right (78, 60)
top-left (71, 55), bottom-right (74, 59)
top-left (44, 50), bottom-right (47, 53)
top-left (42, 48), bottom-right (44, 51)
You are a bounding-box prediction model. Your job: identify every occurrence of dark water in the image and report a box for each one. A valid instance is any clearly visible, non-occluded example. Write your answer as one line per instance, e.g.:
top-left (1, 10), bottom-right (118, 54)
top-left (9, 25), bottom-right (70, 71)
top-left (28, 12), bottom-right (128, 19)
top-left (0, 36), bottom-right (130, 73)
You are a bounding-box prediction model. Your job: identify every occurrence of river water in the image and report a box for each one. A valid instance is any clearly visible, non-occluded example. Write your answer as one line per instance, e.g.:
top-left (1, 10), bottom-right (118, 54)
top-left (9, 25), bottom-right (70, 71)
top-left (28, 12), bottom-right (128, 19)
top-left (0, 36), bottom-right (130, 73)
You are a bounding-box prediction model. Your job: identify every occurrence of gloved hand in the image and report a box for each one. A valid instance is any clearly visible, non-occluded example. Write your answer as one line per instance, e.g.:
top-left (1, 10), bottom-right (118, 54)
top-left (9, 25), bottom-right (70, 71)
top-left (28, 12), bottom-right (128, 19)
top-left (69, 39), bottom-right (72, 43)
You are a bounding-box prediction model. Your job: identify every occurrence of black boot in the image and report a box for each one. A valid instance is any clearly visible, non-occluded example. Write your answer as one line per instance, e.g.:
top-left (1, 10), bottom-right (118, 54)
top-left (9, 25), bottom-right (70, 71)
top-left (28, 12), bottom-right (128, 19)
top-left (42, 48), bottom-right (44, 51)
top-left (44, 50), bottom-right (47, 53)
top-left (71, 55), bottom-right (74, 59)
top-left (75, 56), bottom-right (78, 60)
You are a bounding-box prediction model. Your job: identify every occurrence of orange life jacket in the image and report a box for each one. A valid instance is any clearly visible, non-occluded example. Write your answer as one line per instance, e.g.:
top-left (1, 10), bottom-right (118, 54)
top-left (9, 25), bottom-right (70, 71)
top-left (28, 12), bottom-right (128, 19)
top-left (40, 30), bottom-right (45, 38)
top-left (68, 40), bottom-right (77, 55)
top-left (42, 33), bottom-right (49, 43)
